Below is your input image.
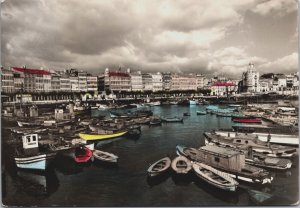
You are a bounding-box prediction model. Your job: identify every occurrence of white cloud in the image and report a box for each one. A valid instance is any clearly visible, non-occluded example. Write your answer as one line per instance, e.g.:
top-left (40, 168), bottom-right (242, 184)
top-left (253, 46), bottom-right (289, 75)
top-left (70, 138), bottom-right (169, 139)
top-left (1, 0), bottom-right (297, 77)
top-left (208, 47), bottom-right (267, 77)
top-left (251, 0), bottom-right (297, 16)
top-left (259, 52), bottom-right (298, 73)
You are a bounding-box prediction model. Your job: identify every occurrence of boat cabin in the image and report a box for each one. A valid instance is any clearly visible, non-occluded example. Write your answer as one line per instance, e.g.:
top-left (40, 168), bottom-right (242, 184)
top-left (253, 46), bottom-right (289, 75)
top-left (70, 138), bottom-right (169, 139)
top-left (198, 145), bottom-right (245, 172)
top-left (21, 134), bottom-right (39, 155)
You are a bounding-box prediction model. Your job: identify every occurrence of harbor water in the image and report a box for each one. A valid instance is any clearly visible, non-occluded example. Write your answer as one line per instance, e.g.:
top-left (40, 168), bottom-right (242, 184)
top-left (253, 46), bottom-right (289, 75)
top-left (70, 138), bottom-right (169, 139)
top-left (2, 105), bottom-right (299, 206)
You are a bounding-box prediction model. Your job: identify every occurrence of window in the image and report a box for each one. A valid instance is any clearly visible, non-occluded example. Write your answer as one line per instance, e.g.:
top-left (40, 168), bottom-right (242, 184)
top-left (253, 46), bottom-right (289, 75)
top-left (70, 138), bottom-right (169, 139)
top-left (32, 136), bottom-right (36, 141)
top-left (26, 136), bottom-right (31, 143)
top-left (214, 157), bottom-right (220, 162)
top-left (236, 140), bottom-right (241, 143)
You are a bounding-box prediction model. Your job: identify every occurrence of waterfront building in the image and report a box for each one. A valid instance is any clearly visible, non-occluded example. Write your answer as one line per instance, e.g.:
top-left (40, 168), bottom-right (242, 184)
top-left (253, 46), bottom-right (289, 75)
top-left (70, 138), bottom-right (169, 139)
top-left (210, 81), bottom-right (236, 97)
top-left (131, 71), bottom-right (143, 92)
top-left (151, 72), bottom-right (163, 92)
top-left (104, 68), bottom-right (131, 92)
top-left (51, 73), bottom-right (61, 92)
top-left (170, 73), bottom-right (197, 91)
top-left (1, 68), bottom-right (15, 93)
top-left (162, 72), bottom-right (172, 91)
top-left (11, 67), bottom-right (51, 93)
top-left (241, 63), bottom-right (260, 93)
top-left (86, 74), bottom-right (98, 92)
top-left (13, 71), bottom-right (25, 93)
top-left (70, 76), bottom-right (80, 92)
top-left (60, 75), bottom-right (71, 92)
top-left (142, 73), bottom-right (153, 91)
top-left (196, 74), bottom-right (206, 89)
top-left (258, 79), bottom-right (270, 93)
top-left (78, 71), bottom-right (88, 92)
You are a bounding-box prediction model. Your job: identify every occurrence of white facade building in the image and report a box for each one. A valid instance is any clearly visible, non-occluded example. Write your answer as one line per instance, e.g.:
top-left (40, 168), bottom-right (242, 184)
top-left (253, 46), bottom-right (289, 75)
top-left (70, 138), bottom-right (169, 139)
top-left (142, 73), bottom-right (153, 91)
top-left (60, 75), bottom-right (71, 92)
top-left (131, 71), bottom-right (143, 91)
top-left (70, 76), bottom-right (79, 92)
top-left (78, 71), bottom-right (87, 92)
top-left (87, 74), bottom-right (98, 92)
top-left (104, 68), bottom-right (131, 92)
top-left (170, 74), bottom-right (197, 91)
top-left (151, 72), bottom-right (163, 92)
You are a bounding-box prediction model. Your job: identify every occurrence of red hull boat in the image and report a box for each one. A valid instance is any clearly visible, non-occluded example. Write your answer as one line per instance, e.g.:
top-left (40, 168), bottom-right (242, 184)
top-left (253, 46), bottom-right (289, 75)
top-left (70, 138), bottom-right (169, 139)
top-left (74, 146), bottom-right (93, 163)
top-left (232, 118), bottom-right (262, 124)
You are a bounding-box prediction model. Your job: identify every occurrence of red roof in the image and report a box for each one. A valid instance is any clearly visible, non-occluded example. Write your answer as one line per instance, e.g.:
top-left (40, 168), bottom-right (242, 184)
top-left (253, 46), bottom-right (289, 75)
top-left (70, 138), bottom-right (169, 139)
top-left (108, 72), bottom-right (129, 77)
top-left (12, 67), bottom-right (50, 75)
top-left (212, 82), bottom-right (235, 87)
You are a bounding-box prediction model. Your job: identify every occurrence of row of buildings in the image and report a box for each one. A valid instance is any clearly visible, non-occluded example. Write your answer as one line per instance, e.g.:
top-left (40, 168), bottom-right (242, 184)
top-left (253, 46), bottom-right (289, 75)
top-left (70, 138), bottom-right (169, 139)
top-left (1, 63), bottom-right (299, 96)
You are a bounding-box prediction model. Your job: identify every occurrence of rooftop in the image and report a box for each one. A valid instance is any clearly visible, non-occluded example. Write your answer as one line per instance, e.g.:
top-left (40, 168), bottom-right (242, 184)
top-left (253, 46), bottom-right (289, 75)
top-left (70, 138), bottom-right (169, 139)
top-left (12, 67), bottom-right (50, 75)
top-left (199, 145), bottom-right (241, 157)
top-left (211, 82), bottom-right (235, 87)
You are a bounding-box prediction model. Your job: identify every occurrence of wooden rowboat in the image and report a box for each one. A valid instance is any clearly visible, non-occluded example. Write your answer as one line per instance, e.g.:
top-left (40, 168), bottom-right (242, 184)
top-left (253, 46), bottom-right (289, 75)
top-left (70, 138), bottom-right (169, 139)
top-left (79, 131), bottom-right (128, 141)
top-left (171, 156), bottom-right (192, 174)
top-left (147, 157), bottom-right (171, 177)
top-left (93, 149), bottom-right (118, 163)
top-left (192, 162), bottom-right (239, 192)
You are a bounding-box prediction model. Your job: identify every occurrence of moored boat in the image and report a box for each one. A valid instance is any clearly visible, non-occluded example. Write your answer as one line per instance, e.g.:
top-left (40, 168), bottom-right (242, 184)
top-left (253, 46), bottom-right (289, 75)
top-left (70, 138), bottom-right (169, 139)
top-left (79, 130), bottom-right (128, 141)
top-left (192, 162), bottom-right (239, 192)
top-left (183, 112), bottom-right (190, 116)
top-left (177, 145), bottom-right (273, 184)
top-left (14, 134), bottom-right (56, 171)
top-left (171, 155), bottom-right (192, 174)
top-left (204, 132), bottom-right (297, 158)
top-left (214, 130), bottom-right (299, 146)
top-left (147, 157), bottom-right (171, 177)
top-left (149, 118), bottom-right (162, 126)
top-left (232, 118), bottom-right (262, 124)
top-left (93, 149), bottom-right (118, 163)
top-left (74, 146), bottom-right (93, 163)
top-left (161, 117), bottom-right (183, 123)
top-left (196, 110), bottom-right (206, 115)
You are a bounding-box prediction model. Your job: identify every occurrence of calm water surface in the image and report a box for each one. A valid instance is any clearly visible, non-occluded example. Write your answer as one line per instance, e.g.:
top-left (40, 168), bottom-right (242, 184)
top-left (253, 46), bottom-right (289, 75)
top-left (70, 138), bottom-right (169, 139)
top-left (2, 105), bottom-right (299, 206)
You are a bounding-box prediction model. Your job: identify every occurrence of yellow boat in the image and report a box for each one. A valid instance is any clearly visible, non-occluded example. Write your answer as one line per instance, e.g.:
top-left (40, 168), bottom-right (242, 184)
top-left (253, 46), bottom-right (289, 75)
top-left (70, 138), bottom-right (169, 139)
top-left (79, 131), bottom-right (128, 141)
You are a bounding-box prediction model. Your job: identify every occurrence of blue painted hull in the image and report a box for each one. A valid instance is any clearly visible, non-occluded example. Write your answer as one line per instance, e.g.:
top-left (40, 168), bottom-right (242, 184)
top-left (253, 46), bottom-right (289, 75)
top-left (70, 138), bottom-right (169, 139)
top-left (15, 153), bottom-right (56, 171)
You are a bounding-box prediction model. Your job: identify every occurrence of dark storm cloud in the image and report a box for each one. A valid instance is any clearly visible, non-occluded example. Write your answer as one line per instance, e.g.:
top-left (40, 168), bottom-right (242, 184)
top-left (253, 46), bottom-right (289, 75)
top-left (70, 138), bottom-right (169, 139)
top-left (1, 0), bottom-right (298, 77)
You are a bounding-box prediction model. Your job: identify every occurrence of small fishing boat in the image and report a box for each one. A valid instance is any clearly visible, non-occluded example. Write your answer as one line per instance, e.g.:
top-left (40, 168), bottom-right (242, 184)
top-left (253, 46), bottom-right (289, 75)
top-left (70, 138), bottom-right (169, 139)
top-left (216, 112), bottom-right (232, 117)
top-left (171, 156), bottom-right (192, 174)
top-left (147, 157), bottom-right (171, 177)
top-left (93, 149), bottom-right (118, 163)
top-left (245, 155), bottom-right (292, 170)
top-left (189, 100), bottom-right (198, 105)
top-left (204, 132), bottom-right (297, 158)
top-left (196, 110), bottom-right (206, 115)
top-left (192, 162), bottom-right (239, 192)
top-left (14, 134), bottom-right (56, 171)
top-left (79, 130), bottom-right (128, 141)
top-left (161, 117), bottom-right (183, 123)
top-left (232, 118), bottom-right (262, 124)
top-left (74, 146), bottom-right (93, 163)
top-left (149, 118), bottom-right (162, 126)
top-left (183, 112), bottom-right (190, 116)
top-left (17, 120), bottom-right (42, 128)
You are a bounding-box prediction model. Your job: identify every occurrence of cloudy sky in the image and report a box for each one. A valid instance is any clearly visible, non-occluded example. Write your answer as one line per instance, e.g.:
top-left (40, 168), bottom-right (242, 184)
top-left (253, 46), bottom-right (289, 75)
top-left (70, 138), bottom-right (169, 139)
top-left (1, 0), bottom-right (298, 78)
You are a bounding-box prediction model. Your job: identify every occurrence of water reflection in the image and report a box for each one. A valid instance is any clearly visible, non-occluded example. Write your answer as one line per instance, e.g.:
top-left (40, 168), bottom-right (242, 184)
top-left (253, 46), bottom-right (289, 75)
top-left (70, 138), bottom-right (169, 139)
top-left (54, 155), bottom-right (83, 175)
top-left (16, 168), bottom-right (59, 197)
top-left (92, 160), bottom-right (119, 170)
top-left (171, 172), bottom-right (193, 186)
top-left (146, 171), bottom-right (170, 187)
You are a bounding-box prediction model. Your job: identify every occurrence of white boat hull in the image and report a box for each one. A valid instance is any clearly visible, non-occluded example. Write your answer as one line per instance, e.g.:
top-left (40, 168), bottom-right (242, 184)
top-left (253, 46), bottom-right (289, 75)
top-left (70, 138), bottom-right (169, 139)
top-left (215, 131), bottom-right (299, 146)
top-left (15, 153), bottom-right (56, 170)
